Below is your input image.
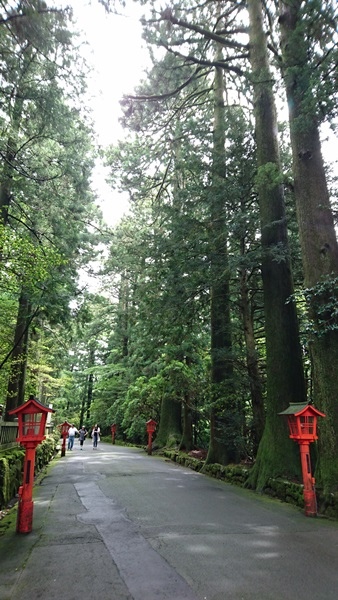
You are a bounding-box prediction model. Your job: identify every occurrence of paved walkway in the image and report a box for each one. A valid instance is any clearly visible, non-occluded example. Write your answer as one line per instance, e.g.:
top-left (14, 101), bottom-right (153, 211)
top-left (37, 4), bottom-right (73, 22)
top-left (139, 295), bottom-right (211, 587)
top-left (0, 443), bottom-right (200, 600)
top-left (1, 443), bottom-right (338, 600)
top-left (0, 446), bottom-right (134, 600)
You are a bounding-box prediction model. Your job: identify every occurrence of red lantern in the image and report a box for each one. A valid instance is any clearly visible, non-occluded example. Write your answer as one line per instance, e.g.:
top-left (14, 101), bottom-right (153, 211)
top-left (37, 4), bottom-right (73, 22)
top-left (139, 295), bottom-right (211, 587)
top-left (59, 421), bottom-right (72, 457)
top-left (10, 396), bottom-right (54, 445)
top-left (279, 402), bottom-right (325, 517)
top-left (111, 423), bottom-right (117, 444)
top-left (9, 397), bottom-right (55, 533)
top-left (146, 419), bottom-right (157, 455)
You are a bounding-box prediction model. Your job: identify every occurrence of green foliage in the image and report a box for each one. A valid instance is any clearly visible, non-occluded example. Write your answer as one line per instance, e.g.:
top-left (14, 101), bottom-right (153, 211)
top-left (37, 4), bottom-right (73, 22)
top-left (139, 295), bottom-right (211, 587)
top-left (0, 4), bottom-right (102, 410)
top-left (254, 162), bottom-right (285, 192)
top-left (0, 224), bottom-right (63, 296)
top-left (304, 275), bottom-right (338, 336)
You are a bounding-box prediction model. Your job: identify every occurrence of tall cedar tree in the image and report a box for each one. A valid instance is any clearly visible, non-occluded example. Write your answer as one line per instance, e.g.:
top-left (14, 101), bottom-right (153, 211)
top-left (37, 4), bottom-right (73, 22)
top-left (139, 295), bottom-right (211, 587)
top-left (246, 0), bottom-right (306, 489)
top-left (1, 2), bottom-right (98, 416)
top-left (278, 0), bottom-right (338, 493)
top-left (206, 41), bottom-right (238, 465)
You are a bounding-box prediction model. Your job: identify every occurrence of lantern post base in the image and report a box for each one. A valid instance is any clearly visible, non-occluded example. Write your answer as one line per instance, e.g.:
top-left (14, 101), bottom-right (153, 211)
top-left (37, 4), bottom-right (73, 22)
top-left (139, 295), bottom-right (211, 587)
top-left (299, 443), bottom-right (317, 517)
top-left (147, 433), bottom-right (153, 455)
top-left (17, 498), bottom-right (34, 534)
top-left (303, 488), bottom-right (317, 517)
top-left (61, 438), bottom-right (66, 457)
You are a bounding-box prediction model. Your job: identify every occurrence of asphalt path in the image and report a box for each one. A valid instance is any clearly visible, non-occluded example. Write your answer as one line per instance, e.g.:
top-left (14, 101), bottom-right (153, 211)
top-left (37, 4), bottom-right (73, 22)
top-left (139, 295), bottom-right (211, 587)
top-left (0, 442), bottom-right (338, 600)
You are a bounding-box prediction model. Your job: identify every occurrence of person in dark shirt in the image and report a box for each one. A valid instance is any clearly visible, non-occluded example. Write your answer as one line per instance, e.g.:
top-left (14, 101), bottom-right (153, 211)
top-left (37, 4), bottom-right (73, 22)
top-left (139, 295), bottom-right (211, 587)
top-left (79, 426), bottom-right (87, 450)
top-left (91, 424), bottom-right (100, 448)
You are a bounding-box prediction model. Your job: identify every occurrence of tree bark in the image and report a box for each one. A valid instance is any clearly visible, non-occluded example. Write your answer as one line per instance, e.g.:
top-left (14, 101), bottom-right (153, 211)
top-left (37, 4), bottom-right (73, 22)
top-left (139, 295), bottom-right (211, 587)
top-left (156, 394), bottom-right (182, 448)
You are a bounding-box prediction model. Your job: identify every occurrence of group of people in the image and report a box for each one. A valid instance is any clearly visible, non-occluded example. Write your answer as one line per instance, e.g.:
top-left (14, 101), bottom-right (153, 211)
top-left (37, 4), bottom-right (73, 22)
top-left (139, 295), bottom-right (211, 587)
top-left (67, 424), bottom-right (101, 450)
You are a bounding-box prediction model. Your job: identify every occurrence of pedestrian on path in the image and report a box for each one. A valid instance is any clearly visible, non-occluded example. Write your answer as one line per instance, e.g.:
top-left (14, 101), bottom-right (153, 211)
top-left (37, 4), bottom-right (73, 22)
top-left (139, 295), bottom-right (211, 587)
top-left (67, 424), bottom-right (78, 450)
top-left (91, 424), bottom-right (100, 448)
top-left (79, 426), bottom-right (87, 450)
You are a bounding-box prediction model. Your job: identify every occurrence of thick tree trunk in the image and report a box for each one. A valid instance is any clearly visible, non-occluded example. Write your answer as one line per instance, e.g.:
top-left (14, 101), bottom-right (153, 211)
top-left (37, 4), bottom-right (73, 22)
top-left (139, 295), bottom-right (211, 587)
top-left (246, 0), bottom-right (306, 489)
top-left (156, 395), bottom-right (182, 448)
top-left (279, 0), bottom-right (338, 493)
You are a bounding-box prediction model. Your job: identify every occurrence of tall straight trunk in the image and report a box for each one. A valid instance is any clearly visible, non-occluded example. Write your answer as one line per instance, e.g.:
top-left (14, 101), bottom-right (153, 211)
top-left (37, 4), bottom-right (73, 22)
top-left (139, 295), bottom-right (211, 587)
top-left (239, 261), bottom-right (265, 455)
top-left (279, 0), bottom-right (338, 493)
top-left (5, 291), bottom-right (31, 419)
top-left (179, 356), bottom-right (194, 451)
top-left (180, 401), bottom-right (193, 451)
top-left (157, 125), bottom-right (185, 448)
top-left (86, 373), bottom-right (94, 422)
top-left (116, 274), bottom-right (130, 358)
top-left (79, 387), bottom-right (87, 427)
top-left (206, 44), bottom-right (238, 466)
top-left (246, 0), bottom-right (306, 489)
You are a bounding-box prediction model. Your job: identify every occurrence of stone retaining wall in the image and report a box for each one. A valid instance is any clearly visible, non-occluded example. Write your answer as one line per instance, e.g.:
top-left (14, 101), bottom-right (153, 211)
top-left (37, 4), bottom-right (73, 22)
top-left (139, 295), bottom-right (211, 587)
top-left (0, 435), bottom-right (59, 509)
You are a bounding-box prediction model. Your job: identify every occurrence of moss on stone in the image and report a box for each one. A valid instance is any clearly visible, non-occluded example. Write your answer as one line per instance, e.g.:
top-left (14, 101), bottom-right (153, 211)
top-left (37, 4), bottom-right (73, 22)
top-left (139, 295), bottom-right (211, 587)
top-left (0, 435), bottom-right (59, 510)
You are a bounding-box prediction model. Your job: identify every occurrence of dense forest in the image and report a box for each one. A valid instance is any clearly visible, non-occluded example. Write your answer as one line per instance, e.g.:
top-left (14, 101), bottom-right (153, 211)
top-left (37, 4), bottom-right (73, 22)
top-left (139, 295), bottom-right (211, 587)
top-left (1, 0), bottom-right (338, 495)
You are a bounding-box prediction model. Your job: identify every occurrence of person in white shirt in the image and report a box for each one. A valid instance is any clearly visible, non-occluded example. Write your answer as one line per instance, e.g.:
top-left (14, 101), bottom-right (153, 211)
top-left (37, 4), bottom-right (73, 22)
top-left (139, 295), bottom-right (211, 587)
top-left (67, 425), bottom-right (78, 450)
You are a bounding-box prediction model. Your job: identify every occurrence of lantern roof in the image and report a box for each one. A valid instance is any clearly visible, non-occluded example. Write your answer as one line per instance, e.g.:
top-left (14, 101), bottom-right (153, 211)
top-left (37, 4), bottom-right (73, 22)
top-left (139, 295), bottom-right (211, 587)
top-left (279, 402), bottom-right (326, 418)
top-left (9, 398), bottom-right (55, 417)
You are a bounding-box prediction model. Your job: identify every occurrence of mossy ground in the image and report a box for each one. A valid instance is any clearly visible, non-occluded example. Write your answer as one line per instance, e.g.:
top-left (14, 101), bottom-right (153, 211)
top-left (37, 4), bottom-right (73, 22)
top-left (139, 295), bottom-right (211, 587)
top-left (0, 503), bottom-right (18, 537)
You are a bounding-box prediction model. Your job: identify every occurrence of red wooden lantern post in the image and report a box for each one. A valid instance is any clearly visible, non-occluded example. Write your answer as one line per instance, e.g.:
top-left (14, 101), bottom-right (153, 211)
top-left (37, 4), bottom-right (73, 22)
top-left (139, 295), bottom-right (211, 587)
top-left (146, 419), bottom-right (157, 455)
top-left (9, 396), bottom-right (55, 534)
top-left (279, 402), bottom-right (325, 517)
top-left (111, 423), bottom-right (117, 444)
top-left (59, 421), bottom-right (72, 457)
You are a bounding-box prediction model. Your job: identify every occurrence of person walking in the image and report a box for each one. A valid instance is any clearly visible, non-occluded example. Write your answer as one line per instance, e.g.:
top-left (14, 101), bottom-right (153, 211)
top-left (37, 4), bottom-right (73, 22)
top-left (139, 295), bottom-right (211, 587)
top-left (91, 424), bottom-right (100, 449)
top-left (79, 426), bottom-right (87, 450)
top-left (67, 424), bottom-right (78, 450)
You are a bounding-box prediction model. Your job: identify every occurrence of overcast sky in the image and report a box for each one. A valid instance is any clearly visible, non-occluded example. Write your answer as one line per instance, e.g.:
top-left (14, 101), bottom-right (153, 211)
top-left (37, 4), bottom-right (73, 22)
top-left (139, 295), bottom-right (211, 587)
top-left (67, 1), bottom-right (149, 146)
top-left (50, 1), bottom-right (150, 226)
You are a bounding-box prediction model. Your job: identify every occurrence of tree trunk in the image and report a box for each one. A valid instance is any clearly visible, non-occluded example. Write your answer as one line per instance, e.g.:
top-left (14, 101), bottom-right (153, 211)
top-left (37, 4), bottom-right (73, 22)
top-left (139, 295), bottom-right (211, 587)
top-left (85, 347), bottom-right (95, 421)
top-left (0, 75), bottom-right (25, 226)
top-left (279, 0), bottom-right (338, 493)
top-left (179, 401), bottom-right (193, 452)
top-left (206, 43), bottom-right (238, 466)
top-left (239, 263), bottom-right (265, 455)
top-left (5, 291), bottom-right (31, 419)
top-left (246, 0), bottom-right (306, 489)
top-left (157, 124), bottom-right (187, 449)
top-left (156, 395), bottom-right (182, 448)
